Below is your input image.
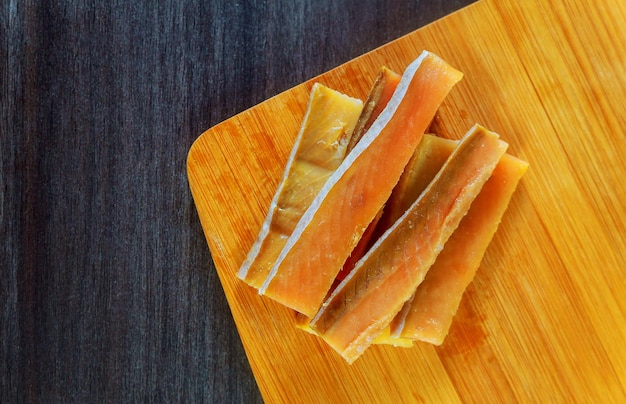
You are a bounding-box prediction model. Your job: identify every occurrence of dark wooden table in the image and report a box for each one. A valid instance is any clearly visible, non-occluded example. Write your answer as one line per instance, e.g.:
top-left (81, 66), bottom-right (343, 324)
top-left (2, 1), bottom-right (473, 401)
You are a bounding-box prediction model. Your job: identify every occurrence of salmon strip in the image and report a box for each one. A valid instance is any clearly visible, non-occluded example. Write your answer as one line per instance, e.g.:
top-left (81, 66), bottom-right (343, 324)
top-left (372, 134), bottom-right (457, 345)
top-left (391, 153), bottom-right (528, 344)
top-left (308, 125), bottom-right (508, 363)
top-left (338, 135), bottom-right (454, 347)
top-left (259, 51), bottom-right (463, 317)
top-left (332, 67), bottom-right (401, 287)
top-left (237, 83), bottom-right (363, 288)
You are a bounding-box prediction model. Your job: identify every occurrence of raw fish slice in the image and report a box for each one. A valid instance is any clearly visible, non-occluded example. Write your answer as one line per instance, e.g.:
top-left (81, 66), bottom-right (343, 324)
top-left (391, 153), bottom-right (528, 343)
top-left (333, 67), bottom-right (401, 286)
top-left (238, 83), bottom-right (363, 288)
top-left (371, 134), bottom-right (457, 344)
top-left (260, 51), bottom-right (463, 317)
top-left (309, 125), bottom-right (508, 364)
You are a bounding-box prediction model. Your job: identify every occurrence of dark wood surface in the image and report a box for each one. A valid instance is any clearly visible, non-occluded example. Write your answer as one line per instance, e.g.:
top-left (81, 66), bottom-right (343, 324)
top-left (1, 1), bottom-right (473, 401)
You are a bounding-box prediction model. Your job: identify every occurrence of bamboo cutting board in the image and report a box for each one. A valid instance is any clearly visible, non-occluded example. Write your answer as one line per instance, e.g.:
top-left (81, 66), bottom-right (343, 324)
top-left (187, 0), bottom-right (626, 401)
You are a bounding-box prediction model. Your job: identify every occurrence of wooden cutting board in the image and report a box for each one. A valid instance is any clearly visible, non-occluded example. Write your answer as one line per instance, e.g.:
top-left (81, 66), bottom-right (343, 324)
top-left (187, 0), bottom-right (626, 401)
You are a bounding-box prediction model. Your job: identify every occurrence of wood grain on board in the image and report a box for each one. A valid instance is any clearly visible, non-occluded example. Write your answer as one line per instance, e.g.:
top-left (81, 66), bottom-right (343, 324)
top-left (187, 0), bottom-right (626, 401)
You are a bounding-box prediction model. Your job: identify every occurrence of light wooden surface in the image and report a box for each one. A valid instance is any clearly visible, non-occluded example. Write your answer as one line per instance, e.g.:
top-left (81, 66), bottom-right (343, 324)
top-left (187, 0), bottom-right (626, 401)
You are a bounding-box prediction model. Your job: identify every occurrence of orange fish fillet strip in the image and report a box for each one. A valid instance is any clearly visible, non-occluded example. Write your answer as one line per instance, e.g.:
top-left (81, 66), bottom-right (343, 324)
top-left (237, 84), bottom-right (363, 288)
